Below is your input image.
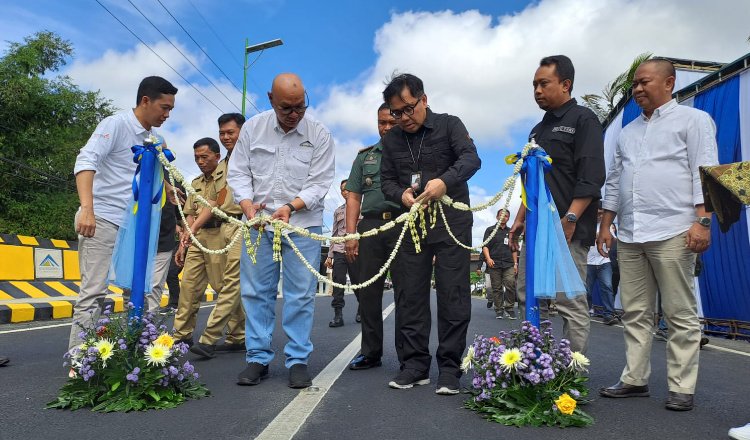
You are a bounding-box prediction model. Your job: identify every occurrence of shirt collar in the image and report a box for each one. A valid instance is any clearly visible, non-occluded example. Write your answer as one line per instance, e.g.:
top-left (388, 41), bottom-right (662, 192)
top-left (272, 113), bottom-right (307, 136)
top-left (128, 109), bottom-right (150, 136)
top-left (642, 98), bottom-right (677, 120)
top-left (422, 107), bottom-right (435, 130)
top-left (549, 98), bottom-right (577, 118)
top-left (373, 141), bottom-right (383, 151)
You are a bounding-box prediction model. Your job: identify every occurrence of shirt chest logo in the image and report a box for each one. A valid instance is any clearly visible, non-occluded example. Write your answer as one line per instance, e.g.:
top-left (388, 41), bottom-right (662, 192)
top-left (300, 141), bottom-right (314, 148)
top-left (552, 126), bottom-right (576, 135)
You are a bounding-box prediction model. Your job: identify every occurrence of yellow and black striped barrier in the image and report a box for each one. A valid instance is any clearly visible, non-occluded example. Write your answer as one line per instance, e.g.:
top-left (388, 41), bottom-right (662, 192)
top-left (0, 233), bottom-right (215, 324)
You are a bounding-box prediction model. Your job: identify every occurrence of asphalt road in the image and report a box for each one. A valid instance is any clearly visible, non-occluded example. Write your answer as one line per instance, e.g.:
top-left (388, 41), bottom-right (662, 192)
top-left (0, 292), bottom-right (748, 440)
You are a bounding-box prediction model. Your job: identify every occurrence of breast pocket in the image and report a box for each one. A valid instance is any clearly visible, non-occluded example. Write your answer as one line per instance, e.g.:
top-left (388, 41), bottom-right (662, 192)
top-left (249, 144), bottom-right (276, 177)
top-left (362, 162), bottom-right (381, 188)
top-left (288, 146), bottom-right (314, 180)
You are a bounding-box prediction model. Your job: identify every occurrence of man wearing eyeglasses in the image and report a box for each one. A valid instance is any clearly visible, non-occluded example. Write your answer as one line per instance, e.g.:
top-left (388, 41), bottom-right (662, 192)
top-left (380, 73), bottom-right (481, 395)
top-left (227, 73), bottom-right (335, 389)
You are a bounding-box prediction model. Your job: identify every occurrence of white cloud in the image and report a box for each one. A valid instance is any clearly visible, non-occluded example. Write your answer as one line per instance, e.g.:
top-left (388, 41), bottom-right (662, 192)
top-left (311, 0), bottom-right (750, 241)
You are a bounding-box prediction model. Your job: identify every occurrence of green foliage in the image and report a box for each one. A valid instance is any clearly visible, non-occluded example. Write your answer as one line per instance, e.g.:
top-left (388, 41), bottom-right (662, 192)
top-left (581, 52), bottom-right (652, 122)
top-left (46, 307), bottom-right (210, 412)
top-left (0, 31), bottom-right (115, 240)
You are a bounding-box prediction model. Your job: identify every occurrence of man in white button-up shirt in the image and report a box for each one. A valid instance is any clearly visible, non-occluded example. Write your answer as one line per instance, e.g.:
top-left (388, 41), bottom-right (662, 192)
top-left (70, 76), bottom-right (177, 350)
top-left (228, 73), bottom-right (335, 389)
top-left (597, 59), bottom-right (718, 411)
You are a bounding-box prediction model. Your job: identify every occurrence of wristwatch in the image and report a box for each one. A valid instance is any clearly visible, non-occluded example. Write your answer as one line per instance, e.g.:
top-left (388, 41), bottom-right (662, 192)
top-left (696, 216), bottom-right (711, 227)
top-left (285, 202), bottom-right (296, 213)
top-left (565, 212), bottom-right (578, 223)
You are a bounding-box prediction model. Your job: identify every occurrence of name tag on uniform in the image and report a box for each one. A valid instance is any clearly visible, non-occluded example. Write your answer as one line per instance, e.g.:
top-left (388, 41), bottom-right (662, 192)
top-left (504, 237), bottom-right (509, 245)
top-left (411, 172), bottom-right (422, 194)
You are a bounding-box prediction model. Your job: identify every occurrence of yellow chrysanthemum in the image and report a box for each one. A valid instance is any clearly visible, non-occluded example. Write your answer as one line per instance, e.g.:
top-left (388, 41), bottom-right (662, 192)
top-left (499, 348), bottom-right (524, 372)
top-left (94, 339), bottom-right (115, 366)
top-left (154, 333), bottom-right (175, 349)
top-left (555, 393), bottom-right (577, 415)
top-left (145, 343), bottom-right (170, 366)
top-left (461, 346), bottom-right (475, 372)
top-left (569, 351), bottom-right (590, 371)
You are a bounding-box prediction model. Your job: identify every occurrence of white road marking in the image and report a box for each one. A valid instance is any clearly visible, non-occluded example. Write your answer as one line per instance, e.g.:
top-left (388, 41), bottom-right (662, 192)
top-left (255, 302), bottom-right (396, 440)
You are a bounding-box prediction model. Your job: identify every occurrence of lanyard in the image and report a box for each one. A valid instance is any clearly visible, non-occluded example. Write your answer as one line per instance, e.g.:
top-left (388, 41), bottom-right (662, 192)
top-left (404, 130), bottom-right (426, 167)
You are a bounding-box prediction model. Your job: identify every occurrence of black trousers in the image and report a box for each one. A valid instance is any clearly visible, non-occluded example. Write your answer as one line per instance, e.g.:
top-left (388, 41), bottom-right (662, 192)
top-left (166, 246), bottom-right (183, 308)
top-left (331, 252), bottom-right (358, 309)
top-left (393, 231), bottom-right (471, 377)
top-left (356, 218), bottom-right (399, 359)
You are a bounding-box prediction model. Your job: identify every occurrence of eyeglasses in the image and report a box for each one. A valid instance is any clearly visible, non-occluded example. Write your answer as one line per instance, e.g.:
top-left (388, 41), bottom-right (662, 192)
top-left (275, 91), bottom-right (309, 115)
top-left (389, 95), bottom-right (423, 119)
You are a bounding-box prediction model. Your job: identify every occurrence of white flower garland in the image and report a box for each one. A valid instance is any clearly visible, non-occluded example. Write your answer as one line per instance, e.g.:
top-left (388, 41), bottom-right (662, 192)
top-left (155, 141), bottom-right (537, 289)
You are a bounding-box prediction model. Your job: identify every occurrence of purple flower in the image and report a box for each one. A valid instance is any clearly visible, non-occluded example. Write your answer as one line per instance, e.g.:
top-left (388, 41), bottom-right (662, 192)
top-left (183, 362), bottom-right (195, 375)
top-left (569, 389), bottom-right (581, 398)
top-left (192, 373), bottom-right (199, 379)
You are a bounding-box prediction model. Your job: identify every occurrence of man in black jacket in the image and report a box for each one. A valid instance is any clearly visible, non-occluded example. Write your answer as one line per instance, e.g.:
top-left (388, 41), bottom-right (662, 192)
top-left (380, 73), bottom-right (481, 395)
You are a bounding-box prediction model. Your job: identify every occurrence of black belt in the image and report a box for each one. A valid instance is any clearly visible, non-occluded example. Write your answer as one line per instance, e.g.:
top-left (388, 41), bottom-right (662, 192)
top-left (203, 213), bottom-right (242, 229)
top-left (362, 211), bottom-right (400, 221)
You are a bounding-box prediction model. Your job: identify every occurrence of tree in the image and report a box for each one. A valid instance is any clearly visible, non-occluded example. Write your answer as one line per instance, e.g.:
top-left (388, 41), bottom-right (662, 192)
top-left (0, 31), bottom-right (115, 240)
top-left (581, 52), bottom-right (652, 122)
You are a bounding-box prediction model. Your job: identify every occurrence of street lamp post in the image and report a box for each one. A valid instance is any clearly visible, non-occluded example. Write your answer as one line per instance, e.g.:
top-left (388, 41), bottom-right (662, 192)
top-left (242, 38), bottom-right (283, 116)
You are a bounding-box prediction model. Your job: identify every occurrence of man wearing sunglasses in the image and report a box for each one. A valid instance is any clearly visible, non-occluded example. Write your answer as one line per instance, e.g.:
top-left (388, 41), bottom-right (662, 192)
top-left (380, 73), bottom-right (481, 395)
top-left (228, 73), bottom-right (335, 389)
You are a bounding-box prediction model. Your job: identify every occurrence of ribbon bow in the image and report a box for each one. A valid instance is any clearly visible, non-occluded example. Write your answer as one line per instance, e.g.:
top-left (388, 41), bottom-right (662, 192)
top-left (130, 138), bottom-right (175, 212)
top-left (505, 143), bottom-right (552, 210)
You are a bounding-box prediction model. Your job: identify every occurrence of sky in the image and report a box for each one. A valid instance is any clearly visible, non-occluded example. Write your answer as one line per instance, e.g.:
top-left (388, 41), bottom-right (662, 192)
top-left (2, 0), bottom-right (749, 245)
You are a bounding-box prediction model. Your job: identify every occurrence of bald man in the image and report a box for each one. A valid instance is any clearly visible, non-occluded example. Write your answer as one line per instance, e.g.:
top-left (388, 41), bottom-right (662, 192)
top-left (228, 73), bottom-right (335, 389)
top-left (597, 59), bottom-right (718, 411)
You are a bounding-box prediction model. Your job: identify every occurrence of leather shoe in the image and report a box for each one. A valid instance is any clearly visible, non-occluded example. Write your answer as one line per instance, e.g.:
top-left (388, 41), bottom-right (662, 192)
top-left (237, 362), bottom-right (268, 386)
top-left (599, 381), bottom-right (650, 398)
top-left (289, 364), bottom-right (312, 388)
top-left (189, 343), bottom-right (216, 359)
top-left (665, 391), bottom-right (694, 411)
top-left (349, 354), bottom-right (382, 370)
top-left (216, 342), bottom-right (245, 352)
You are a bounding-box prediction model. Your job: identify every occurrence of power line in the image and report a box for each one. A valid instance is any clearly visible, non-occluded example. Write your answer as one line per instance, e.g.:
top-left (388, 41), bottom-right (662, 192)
top-left (94, 0), bottom-right (225, 113)
top-left (154, 0), bottom-right (262, 114)
top-left (187, 0), bottom-right (243, 69)
top-left (126, 0), bottom-right (242, 113)
top-left (0, 156), bottom-right (76, 189)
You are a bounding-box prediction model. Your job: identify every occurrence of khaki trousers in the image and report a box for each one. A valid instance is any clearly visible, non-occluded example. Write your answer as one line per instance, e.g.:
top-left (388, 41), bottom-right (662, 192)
top-left (68, 213), bottom-right (119, 349)
top-left (517, 240), bottom-right (591, 354)
top-left (487, 266), bottom-right (516, 313)
top-left (172, 227), bottom-right (226, 341)
top-left (199, 222), bottom-right (245, 345)
top-left (618, 232), bottom-right (700, 394)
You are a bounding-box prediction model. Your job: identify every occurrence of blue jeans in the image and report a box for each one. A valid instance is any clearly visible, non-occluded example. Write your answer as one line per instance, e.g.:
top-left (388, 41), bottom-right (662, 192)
top-left (240, 226), bottom-right (322, 368)
top-left (586, 263), bottom-right (616, 318)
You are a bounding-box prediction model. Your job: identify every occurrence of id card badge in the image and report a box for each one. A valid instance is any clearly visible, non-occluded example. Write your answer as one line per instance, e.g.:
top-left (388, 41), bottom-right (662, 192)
top-left (504, 237), bottom-right (509, 245)
top-left (411, 172), bottom-right (422, 195)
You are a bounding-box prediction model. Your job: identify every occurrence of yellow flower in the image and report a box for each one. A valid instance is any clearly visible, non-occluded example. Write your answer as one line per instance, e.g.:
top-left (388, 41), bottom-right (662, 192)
top-left (499, 348), bottom-right (524, 372)
top-left (555, 393), bottom-right (577, 415)
top-left (94, 339), bottom-right (115, 366)
top-left (154, 333), bottom-right (175, 349)
top-left (461, 346), bottom-right (475, 373)
top-left (145, 343), bottom-right (170, 367)
top-left (569, 351), bottom-right (590, 371)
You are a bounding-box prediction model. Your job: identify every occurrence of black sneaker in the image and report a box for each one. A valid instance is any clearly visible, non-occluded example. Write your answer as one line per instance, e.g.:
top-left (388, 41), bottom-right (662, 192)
top-left (495, 313), bottom-right (503, 319)
top-left (506, 310), bottom-right (517, 320)
top-left (388, 369), bottom-right (430, 389)
top-left (237, 362), bottom-right (268, 386)
top-left (699, 336), bottom-right (709, 349)
top-left (654, 329), bottom-right (668, 342)
top-left (159, 306), bottom-right (177, 315)
top-left (288, 364), bottom-right (312, 388)
top-left (190, 342), bottom-right (216, 359)
top-left (435, 372), bottom-right (460, 395)
top-left (486, 299), bottom-right (493, 309)
top-left (603, 316), bottom-right (619, 326)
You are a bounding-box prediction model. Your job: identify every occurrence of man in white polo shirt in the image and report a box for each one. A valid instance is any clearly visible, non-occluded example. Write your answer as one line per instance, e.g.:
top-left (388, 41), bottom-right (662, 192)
top-left (69, 76), bottom-right (177, 350)
top-left (597, 59), bottom-right (718, 411)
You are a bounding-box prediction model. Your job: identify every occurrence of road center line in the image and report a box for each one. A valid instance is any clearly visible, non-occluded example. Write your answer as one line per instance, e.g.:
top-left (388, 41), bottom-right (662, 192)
top-left (255, 302), bottom-right (396, 440)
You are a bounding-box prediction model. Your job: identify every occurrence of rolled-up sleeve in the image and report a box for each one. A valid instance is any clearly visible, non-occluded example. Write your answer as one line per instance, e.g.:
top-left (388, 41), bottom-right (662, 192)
top-left (687, 111), bottom-right (719, 205)
top-left (439, 116), bottom-right (481, 188)
top-left (297, 130), bottom-right (335, 211)
top-left (573, 115), bottom-right (605, 200)
top-left (74, 117), bottom-right (118, 175)
top-left (227, 127), bottom-right (255, 204)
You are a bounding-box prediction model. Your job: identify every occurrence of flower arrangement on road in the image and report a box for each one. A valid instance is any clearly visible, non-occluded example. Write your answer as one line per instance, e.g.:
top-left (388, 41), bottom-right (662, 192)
top-left (47, 305), bottom-right (209, 412)
top-left (463, 321), bottom-right (593, 427)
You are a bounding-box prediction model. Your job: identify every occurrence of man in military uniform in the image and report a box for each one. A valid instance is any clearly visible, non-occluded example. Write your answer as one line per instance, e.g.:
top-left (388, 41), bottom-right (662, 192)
top-left (345, 103), bottom-right (400, 370)
top-left (172, 136), bottom-right (245, 353)
top-left (325, 179), bottom-right (358, 328)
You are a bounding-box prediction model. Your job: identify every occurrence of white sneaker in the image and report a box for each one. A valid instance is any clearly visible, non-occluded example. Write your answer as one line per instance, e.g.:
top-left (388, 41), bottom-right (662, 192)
top-left (730, 423), bottom-right (750, 440)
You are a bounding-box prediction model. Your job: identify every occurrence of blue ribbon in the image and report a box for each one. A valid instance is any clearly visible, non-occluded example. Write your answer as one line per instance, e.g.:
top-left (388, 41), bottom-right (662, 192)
top-left (131, 141), bottom-right (174, 204)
